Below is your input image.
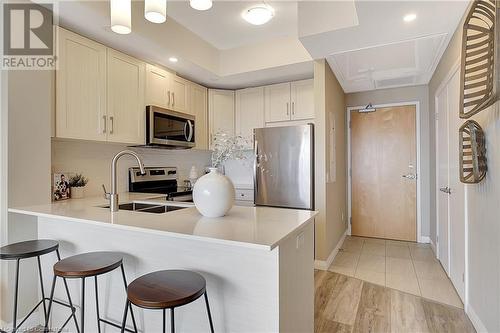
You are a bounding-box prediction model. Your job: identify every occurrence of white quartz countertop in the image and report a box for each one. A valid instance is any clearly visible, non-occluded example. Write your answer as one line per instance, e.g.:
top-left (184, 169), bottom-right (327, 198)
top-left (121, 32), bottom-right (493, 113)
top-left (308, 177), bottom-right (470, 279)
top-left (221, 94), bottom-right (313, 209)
top-left (9, 193), bottom-right (317, 250)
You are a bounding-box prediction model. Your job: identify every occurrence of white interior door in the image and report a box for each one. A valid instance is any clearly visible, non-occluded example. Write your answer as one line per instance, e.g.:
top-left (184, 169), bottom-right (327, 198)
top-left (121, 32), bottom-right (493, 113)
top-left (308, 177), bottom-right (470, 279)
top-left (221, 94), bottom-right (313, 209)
top-left (447, 69), bottom-right (466, 301)
top-left (436, 85), bottom-right (450, 274)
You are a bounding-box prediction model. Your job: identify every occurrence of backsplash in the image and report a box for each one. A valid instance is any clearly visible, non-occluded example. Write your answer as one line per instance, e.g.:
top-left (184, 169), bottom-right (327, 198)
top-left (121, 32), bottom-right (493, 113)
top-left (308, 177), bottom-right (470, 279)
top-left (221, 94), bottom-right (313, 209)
top-left (52, 140), bottom-right (211, 197)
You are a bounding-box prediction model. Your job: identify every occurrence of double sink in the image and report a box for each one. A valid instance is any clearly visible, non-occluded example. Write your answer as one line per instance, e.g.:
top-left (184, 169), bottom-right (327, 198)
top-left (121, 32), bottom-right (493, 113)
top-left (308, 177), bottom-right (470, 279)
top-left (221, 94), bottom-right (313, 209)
top-left (100, 202), bottom-right (189, 214)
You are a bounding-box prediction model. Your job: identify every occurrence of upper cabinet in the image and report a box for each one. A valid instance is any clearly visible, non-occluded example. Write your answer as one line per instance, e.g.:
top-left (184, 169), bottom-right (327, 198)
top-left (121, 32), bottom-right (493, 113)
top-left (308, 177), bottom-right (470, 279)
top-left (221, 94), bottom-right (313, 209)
top-left (56, 28), bottom-right (107, 141)
top-left (190, 83), bottom-right (208, 150)
top-left (236, 87), bottom-right (265, 144)
top-left (145, 64), bottom-right (189, 114)
top-left (208, 89), bottom-right (235, 147)
top-left (265, 82), bottom-right (292, 122)
top-left (107, 49), bottom-right (145, 144)
top-left (290, 79), bottom-right (314, 120)
top-left (145, 64), bottom-right (171, 109)
top-left (264, 79), bottom-right (314, 123)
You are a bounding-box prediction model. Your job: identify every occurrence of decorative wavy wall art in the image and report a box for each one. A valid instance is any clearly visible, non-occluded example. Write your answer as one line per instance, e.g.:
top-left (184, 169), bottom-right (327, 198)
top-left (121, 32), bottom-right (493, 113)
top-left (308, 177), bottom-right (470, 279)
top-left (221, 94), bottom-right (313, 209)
top-left (459, 0), bottom-right (499, 119)
top-left (459, 120), bottom-right (487, 183)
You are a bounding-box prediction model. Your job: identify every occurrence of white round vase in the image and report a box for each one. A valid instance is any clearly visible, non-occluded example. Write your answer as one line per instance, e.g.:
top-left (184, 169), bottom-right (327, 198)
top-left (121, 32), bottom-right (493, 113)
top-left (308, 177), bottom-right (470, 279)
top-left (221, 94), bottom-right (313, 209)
top-left (193, 168), bottom-right (235, 217)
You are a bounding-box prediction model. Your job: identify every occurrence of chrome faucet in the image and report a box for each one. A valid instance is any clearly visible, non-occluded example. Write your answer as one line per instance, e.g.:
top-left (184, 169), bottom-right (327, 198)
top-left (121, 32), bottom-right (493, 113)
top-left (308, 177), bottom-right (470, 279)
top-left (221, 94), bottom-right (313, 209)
top-left (104, 150), bottom-right (146, 212)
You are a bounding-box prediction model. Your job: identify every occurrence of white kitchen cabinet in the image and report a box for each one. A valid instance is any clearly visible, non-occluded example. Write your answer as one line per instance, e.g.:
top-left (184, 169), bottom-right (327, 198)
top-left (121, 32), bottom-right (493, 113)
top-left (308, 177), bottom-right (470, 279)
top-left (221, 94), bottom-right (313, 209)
top-left (264, 82), bottom-right (291, 123)
top-left (56, 28), bottom-right (107, 141)
top-left (145, 64), bottom-right (172, 109)
top-left (264, 79), bottom-right (314, 123)
top-left (209, 89), bottom-right (235, 147)
top-left (190, 83), bottom-right (209, 150)
top-left (291, 79), bottom-right (314, 120)
top-left (235, 87), bottom-right (265, 146)
top-left (107, 49), bottom-right (145, 144)
top-left (171, 76), bottom-right (189, 114)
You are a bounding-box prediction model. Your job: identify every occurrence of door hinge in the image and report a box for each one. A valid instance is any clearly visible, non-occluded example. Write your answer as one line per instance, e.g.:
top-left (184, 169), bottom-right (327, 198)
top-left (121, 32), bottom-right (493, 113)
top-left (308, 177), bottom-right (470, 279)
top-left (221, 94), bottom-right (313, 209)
top-left (349, 168), bottom-right (352, 177)
top-left (350, 217), bottom-right (352, 225)
top-left (436, 235), bottom-right (439, 244)
top-left (349, 120), bottom-right (351, 128)
top-left (462, 273), bottom-right (465, 282)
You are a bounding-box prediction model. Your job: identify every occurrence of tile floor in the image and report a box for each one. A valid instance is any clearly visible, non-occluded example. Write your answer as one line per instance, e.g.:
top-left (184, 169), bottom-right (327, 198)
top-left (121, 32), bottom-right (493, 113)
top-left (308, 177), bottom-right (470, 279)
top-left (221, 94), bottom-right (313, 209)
top-left (328, 236), bottom-right (463, 308)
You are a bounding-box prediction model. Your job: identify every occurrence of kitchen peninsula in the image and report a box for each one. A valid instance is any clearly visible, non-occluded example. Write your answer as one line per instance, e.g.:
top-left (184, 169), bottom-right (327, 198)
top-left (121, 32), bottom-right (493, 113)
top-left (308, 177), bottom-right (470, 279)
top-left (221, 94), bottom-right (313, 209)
top-left (9, 193), bottom-right (317, 332)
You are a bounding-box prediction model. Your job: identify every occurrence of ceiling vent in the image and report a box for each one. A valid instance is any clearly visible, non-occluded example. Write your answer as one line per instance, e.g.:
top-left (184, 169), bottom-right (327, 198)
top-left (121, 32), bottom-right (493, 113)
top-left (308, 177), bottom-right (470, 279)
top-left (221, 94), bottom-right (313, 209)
top-left (374, 76), bottom-right (416, 89)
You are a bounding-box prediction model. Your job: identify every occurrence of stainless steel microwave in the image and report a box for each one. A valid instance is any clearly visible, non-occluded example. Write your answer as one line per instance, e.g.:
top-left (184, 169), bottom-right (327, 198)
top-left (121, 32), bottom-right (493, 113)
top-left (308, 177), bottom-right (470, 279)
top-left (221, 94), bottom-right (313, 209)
top-left (146, 105), bottom-right (195, 148)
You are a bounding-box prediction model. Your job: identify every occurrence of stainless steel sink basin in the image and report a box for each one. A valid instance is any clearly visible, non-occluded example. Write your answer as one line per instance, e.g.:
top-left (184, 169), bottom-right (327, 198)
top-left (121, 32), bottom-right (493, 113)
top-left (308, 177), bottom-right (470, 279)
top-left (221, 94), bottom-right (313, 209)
top-left (99, 202), bottom-right (187, 214)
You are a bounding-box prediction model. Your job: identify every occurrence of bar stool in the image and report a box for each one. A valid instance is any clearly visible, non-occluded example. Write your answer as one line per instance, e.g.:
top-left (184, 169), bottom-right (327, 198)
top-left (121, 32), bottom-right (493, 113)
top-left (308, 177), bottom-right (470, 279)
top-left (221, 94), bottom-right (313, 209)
top-left (0, 239), bottom-right (78, 333)
top-left (45, 251), bottom-right (137, 333)
top-left (121, 270), bottom-right (215, 333)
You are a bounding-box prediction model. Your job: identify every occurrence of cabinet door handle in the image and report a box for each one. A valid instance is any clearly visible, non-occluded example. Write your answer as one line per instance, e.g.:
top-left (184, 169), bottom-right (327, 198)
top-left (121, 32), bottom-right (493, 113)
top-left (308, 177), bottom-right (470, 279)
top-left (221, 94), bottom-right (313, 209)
top-left (102, 115), bottom-right (107, 134)
top-left (292, 102), bottom-right (295, 115)
top-left (172, 92), bottom-right (175, 107)
top-left (167, 90), bottom-right (171, 106)
top-left (109, 116), bottom-right (114, 134)
top-left (286, 102), bottom-right (289, 116)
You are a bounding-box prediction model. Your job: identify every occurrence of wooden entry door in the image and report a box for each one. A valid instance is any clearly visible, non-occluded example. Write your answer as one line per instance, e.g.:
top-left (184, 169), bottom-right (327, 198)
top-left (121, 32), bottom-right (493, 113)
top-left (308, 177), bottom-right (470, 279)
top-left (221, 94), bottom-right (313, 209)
top-left (351, 105), bottom-right (417, 241)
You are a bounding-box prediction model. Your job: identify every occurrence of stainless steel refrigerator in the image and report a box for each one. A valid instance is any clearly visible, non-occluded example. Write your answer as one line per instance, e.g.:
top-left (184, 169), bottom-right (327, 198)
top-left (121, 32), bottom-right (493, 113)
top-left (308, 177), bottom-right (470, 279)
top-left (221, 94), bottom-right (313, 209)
top-left (254, 124), bottom-right (314, 210)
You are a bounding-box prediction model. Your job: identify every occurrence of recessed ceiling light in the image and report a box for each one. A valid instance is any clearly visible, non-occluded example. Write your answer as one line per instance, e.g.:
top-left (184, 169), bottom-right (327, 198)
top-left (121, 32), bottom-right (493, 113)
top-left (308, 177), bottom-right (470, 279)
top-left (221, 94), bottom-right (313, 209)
top-left (145, 0), bottom-right (167, 24)
top-left (242, 4), bottom-right (275, 26)
top-left (169, 57), bottom-right (178, 63)
top-left (190, 0), bottom-right (212, 11)
top-left (403, 13), bottom-right (417, 22)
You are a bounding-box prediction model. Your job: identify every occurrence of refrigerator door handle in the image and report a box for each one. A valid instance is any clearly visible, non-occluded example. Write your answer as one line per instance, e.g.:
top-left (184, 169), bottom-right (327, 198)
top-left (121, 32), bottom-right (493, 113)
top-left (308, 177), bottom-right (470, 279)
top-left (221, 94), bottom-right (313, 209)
top-left (254, 139), bottom-right (259, 198)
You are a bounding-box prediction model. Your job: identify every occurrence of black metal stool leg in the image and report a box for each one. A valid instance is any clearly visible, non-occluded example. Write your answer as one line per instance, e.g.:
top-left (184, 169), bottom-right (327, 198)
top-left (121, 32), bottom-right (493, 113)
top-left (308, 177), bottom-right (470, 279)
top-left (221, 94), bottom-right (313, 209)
top-left (120, 300), bottom-right (130, 333)
top-left (163, 309), bottom-right (166, 333)
top-left (94, 276), bottom-right (102, 333)
top-left (44, 275), bottom-right (57, 333)
top-left (170, 308), bottom-right (175, 333)
top-left (12, 258), bottom-right (20, 333)
top-left (37, 256), bottom-right (48, 320)
top-left (80, 277), bottom-right (86, 333)
top-left (56, 249), bottom-right (80, 333)
top-left (120, 264), bottom-right (137, 333)
top-left (204, 292), bottom-right (215, 333)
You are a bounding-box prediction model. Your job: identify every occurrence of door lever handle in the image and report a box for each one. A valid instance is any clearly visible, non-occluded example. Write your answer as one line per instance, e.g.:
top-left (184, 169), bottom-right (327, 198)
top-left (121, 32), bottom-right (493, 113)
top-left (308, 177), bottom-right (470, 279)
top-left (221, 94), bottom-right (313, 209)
top-left (439, 187), bottom-right (452, 194)
top-left (402, 174), bottom-right (417, 180)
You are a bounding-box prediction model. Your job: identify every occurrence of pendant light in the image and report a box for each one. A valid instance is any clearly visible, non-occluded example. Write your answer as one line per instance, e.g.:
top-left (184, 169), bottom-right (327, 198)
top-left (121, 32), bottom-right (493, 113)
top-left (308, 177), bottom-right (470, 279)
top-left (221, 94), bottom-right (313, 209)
top-left (110, 0), bottom-right (131, 34)
top-left (190, 0), bottom-right (212, 11)
top-left (145, 0), bottom-right (167, 23)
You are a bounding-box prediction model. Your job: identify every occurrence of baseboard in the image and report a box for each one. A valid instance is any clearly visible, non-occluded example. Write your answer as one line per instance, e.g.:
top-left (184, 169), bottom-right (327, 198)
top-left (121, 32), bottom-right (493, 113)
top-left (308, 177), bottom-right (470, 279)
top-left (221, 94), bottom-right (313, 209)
top-left (466, 304), bottom-right (488, 333)
top-left (314, 229), bottom-right (347, 270)
top-left (1, 312), bottom-right (41, 331)
top-left (419, 236), bottom-right (430, 244)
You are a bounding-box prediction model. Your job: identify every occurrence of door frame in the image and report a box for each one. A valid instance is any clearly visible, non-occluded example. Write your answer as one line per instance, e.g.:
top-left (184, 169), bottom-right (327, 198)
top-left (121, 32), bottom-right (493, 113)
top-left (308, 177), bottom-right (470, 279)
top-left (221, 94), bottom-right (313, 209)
top-left (347, 101), bottom-right (423, 242)
top-left (434, 58), bottom-right (468, 305)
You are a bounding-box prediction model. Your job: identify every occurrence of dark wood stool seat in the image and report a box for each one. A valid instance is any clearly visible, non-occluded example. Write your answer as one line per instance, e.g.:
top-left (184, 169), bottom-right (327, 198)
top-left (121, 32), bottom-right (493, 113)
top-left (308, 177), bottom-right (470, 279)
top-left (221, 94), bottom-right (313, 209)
top-left (53, 251), bottom-right (123, 278)
top-left (0, 239), bottom-right (59, 260)
top-left (46, 251), bottom-right (137, 333)
top-left (127, 270), bottom-right (206, 309)
top-left (122, 270), bottom-right (214, 333)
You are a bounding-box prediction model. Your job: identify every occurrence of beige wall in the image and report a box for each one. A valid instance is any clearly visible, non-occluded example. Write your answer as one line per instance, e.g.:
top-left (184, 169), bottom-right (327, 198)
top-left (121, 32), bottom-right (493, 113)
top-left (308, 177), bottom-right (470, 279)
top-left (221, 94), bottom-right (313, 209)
top-left (346, 85), bottom-right (431, 238)
top-left (314, 59), bottom-right (347, 262)
top-left (2, 69), bottom-right (54, 322)
top-left (429, 1), bottom-right (500, 331)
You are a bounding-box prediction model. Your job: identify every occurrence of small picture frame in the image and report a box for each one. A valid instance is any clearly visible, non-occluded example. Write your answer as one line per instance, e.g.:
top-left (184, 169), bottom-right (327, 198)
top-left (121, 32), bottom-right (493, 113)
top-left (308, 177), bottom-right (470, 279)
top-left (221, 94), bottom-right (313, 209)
top-left (53, 172), bottom-right (72, 201)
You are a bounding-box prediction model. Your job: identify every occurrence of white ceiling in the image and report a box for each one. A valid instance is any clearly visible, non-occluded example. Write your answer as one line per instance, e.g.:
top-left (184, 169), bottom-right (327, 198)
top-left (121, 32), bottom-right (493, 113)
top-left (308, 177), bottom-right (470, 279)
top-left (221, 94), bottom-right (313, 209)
top-left (49, 0), bottom-right (469, 91)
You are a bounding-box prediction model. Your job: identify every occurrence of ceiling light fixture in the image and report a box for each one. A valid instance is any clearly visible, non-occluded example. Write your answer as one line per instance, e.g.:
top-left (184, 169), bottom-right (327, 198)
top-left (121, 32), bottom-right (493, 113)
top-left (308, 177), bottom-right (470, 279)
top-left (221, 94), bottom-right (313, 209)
top-left (110, 0), bottom-right (132, 34)
top-left (169, 57), bottom-right (178, 63)
top-left (190, 0), bottom-right (213, 11)
top-left (145, 0), bottom-right (167, 23)
top-left (403, 13), bottom-right (417, 22)
top-left (242, 4), bottom-right (275, 26)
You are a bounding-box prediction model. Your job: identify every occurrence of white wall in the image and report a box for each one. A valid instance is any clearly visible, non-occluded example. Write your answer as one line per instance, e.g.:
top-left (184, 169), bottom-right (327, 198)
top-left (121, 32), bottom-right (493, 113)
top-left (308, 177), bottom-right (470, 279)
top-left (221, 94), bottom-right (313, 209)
top-left (346, 85), bottom-right (431, 239)
top-left (428, 1), bottom-right (500, 331)
top-left (52, 140), bottom-right (211, 197)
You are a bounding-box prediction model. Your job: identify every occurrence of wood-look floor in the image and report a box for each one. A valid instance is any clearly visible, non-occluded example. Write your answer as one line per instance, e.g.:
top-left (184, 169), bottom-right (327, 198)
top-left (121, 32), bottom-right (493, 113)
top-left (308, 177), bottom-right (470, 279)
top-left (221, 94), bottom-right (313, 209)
top-left (315, 270), bottom-right (476, 333)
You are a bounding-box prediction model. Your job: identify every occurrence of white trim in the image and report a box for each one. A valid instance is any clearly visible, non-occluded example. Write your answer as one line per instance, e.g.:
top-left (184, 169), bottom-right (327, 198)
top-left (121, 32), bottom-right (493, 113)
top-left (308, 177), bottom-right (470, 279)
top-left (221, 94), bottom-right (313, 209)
top-left (466, 304), bottom-right (488, 333)
top-left (420, 236), bottom-right (430, 244)
top-left (346, 101), bottom-right (424, 242)
top-left (314, 229), bottom-right (347, 270)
